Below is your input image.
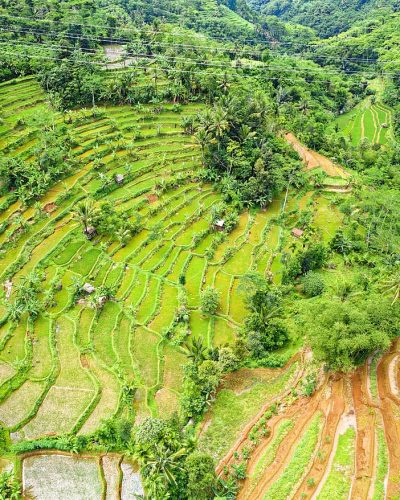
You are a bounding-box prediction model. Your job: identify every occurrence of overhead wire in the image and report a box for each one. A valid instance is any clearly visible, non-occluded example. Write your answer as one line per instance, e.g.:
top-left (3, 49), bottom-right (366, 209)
top-left (1, 13), bottom-right (390, 51)
top-left (0, 15), bottom-right (388, 62)
top-left (0, 47), bottom-right (378, 86)
top-left (0, 23), bottom-right (395, 72)
top-left (0, 39), bottom-right (387, 78)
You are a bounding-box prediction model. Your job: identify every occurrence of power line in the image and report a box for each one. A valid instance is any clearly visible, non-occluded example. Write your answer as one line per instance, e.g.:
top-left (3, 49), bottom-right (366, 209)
top-left (0, 47), bottom-right (368, 86)
top-left (0, 25), bottom-right (393, 69)
top-left (0, 14), bottom-right (310, 47)
top-left (0, 40), bottom-right (387, 78)
top-left (0, 14), bottom-right (394, 56)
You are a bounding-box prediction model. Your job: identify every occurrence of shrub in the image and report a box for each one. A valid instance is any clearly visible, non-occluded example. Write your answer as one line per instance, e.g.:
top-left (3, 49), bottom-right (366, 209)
top-left (200, 286), bottom-right (220, 315)
top-left (0, 472), bottom-right (22, 498)
top-left (302, 272), bottom-right (325, 297)
top-left (185, 452), bottom-right (216, 500)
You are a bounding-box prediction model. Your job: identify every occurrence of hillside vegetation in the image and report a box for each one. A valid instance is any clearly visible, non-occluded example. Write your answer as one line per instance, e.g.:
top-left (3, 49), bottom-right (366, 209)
top-left (0, 0), bottom-right (400, 499)
top-left (248, 0), bottom-right (400, 37)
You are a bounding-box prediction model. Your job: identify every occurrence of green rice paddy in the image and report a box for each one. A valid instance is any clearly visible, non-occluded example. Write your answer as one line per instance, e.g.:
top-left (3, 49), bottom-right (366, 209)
top-left (335, 97), bottom-right (393, 146)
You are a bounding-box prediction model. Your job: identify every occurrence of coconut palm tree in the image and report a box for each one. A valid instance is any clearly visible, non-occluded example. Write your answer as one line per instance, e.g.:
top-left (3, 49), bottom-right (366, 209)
top-left (194, 128), bottom-right (210, 165)
top-left (116, 227), bottom-right (131, 247)
top-left (73, 199), bottom-right (97, 236)
top-left (381, 270), bottom-right (400, 305)
top-left (139, 444), bottom-right (187, 487)
top-left (181, 337), bottom-right (208, 364)
top-left (210, 108), bottom-right (229, 142)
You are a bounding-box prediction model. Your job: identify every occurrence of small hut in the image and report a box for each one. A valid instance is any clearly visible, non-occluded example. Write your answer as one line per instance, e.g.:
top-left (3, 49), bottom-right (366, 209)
top-left (214, 219), bottom-right (225, 232)
top-left (291, 228), bottom-right (304, 238)
top-left (84, 226), bottom-right (97, 240)
top-left (97, 296), bottom-right (107, 307)
top-left (4, 279), bottom-right (12, 300)
top-left (83, 283), bottom-right (96, 294)
top-left (115, 174), bottom-right (125, 184)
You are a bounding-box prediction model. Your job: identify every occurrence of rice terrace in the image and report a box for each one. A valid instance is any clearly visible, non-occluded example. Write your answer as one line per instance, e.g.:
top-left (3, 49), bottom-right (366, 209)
top-left (0, 1), bottom-right (400, 499)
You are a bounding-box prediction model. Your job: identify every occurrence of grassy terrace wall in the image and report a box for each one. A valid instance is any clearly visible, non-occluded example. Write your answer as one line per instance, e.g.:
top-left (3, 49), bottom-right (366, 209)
top-left (0, 77), bottom-right (342, 444)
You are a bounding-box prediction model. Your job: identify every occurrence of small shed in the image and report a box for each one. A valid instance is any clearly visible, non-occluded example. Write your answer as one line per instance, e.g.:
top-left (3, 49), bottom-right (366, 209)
top-left (98, 296), bottom-right (107, 307)
top-left (83, 283), bottom-right (96, 294)
top-left (4, 279), bottom-right (12, 300)
top-left (214, 219), bottom-right (225, 232)
top-left (291, 228), bottom-right (304, 238)
top-left (382, 123), bottom-right (388, 129)
top-left (84, 226), bottom-right (97, 240)
top-left (115, 174), bottom-right (125, 184)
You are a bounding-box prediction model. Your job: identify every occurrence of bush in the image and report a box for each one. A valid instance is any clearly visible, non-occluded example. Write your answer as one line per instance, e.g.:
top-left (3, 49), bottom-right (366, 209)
top-left (185, 452), bottom-right (216, 500)
top-left (200, 286), bottom-right (220, 315)
top-left (0, 472), bottom-right (21, 498)
top-left (302, 272), bottom-right (325, 297)
top-left (305, 296), bottom-right (400, 371)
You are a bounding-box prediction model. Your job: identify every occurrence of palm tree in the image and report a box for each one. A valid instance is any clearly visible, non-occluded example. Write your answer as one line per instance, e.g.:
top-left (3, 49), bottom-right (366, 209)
top-left (194, 128), bottom-right (210, 165)
top-left (298, 99), bottom-right (310, 115)
top-left (210, 108), bottom-right (229, 141)
top-left (7, 302), bottom-right (24, 322)
top-left (181, 337), bottom-right (208, 364)
top-left (237, 124), bottom-right (256, 144)
top-left (218, 73), bottom-right (231, 94)
top-left (73, 199), bottom-right (97, 236)
top-left (140, 444), bottom-right (187, 487)
top-left (381, 271), bottom-right (400, 305)
top-left (116, 227), bottom-right (131, 247)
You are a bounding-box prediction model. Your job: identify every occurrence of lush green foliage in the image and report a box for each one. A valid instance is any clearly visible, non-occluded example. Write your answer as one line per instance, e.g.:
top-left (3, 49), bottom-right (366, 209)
top-left (0, 472), bottom-right (21, 500)
top-left (200, 286), bottom-right (221, 315)
top-left (240, 274), bottom-right (289, 357)
top-left (301, 271), bottom-right (325, 297)
top-left (250, 0), bottom-right (400, 37)
top-left (304, 296), bottom-right (400, 370)
top-left (0, 125), bottom-right (77, 203)
top-left (133, 417), bottom-right (217, 499)
top-left (196, 93), bottom-right (303, 207)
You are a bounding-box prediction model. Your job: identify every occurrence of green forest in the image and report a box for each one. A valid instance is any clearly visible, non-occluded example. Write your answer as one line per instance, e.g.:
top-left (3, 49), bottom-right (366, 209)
top-left (0, 0), bottom-right (399, 498)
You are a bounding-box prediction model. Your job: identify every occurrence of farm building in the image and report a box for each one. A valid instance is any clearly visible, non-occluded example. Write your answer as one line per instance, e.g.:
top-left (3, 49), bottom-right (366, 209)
top-left (291, 228), bottom-right (304, 238)
top-left (214, 219), bottom-right (225, 232)
top-left (83, 283), bottom-right (96, 294)
top-left (84, 226), bottom-right (97, 240)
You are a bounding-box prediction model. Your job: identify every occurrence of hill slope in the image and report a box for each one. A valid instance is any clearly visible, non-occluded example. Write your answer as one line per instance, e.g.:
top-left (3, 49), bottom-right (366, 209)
top-left (247, 0), bottom-right (400, 37)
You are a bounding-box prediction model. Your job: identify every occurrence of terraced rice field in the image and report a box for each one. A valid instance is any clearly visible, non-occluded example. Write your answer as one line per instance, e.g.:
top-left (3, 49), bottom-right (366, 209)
top-left (335, 97), bottom-right (393, 146)
top-left (22, 452), bottom-right (142, 499)
top-left (0, 77), bottom-right (344, 443)
top-left (212, 341), bottom-right (400, 500)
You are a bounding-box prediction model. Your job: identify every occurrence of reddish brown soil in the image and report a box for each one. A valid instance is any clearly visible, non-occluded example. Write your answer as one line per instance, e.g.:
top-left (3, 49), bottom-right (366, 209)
top-left (43, 202), bottom-right (57, 213)
top-left (285, 133), bottom-right (350, 179)
top-left (351, 365), bottom-right (376, 499)
top-left (224, 340), bottom-right (400, 500)
top-left (294, 378), bottom-right (346, 499)
top-left (146, 193), bottom-right (158, 204)
top-left (377, 342), bottom-right (400, 499)
top-left (80, 355), bottom-right (89, 369)
top-left (214, 353), bottom-right (304, 476)
top-left (240, 390), bottom-right (323, 499)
